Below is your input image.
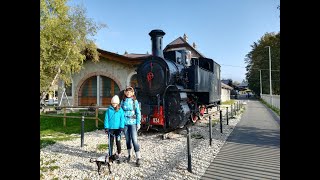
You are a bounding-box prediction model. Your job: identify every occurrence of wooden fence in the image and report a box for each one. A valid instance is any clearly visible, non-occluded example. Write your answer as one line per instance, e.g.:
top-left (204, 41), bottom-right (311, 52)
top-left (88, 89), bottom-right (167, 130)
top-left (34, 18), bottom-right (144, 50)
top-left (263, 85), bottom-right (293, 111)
top-left (40, 106), bottom-right (107, 128)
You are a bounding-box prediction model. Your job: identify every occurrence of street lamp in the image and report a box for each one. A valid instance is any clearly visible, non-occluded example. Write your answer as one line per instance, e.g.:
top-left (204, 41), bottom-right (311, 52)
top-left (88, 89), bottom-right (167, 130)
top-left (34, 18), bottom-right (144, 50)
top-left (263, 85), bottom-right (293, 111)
top-left (265, 46), bottom-right (272, 106)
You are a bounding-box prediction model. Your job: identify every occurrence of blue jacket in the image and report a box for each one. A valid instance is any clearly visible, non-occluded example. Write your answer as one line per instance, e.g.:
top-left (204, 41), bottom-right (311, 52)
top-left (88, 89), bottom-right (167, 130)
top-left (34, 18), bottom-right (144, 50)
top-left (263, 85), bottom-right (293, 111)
top-left (121, 98), bottom-right (141, 125)
top-left (104, 106), bottom-right (125, 130)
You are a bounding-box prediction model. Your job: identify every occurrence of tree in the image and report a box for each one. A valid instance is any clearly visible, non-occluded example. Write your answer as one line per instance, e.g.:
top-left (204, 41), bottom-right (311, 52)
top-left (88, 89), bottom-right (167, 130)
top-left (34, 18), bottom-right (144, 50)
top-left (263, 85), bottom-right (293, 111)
top-left (40, 0), bottom-right (106, 101)
top-left (245, 32), bottom-right (280, 95)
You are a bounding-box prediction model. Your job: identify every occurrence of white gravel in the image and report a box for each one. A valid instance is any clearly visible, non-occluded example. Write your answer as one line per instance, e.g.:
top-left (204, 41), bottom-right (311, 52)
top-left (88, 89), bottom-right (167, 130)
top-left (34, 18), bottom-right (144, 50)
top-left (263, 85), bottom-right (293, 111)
top-left (40, 105), bottom-right (244, 180)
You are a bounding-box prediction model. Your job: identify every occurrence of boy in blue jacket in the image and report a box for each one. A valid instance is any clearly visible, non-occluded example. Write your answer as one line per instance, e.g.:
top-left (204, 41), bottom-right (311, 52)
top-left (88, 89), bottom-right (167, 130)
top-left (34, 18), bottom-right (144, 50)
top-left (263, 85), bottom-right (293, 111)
top-left (104, 95), bottom-right (125, 163)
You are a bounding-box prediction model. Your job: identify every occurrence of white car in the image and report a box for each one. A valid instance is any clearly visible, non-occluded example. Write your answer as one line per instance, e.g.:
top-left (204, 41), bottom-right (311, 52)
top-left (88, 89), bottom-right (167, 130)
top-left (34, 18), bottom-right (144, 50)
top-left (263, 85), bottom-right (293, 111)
top-left (46, 98), bottom-right (58, 105)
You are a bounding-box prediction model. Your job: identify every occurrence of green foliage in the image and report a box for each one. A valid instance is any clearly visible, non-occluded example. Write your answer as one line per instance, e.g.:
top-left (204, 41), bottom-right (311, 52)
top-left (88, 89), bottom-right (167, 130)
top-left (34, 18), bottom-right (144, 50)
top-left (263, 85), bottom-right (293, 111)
top-left (245, 32), bottom-right (280, 95)
top-left (40, 0), bottom-right (106, 93)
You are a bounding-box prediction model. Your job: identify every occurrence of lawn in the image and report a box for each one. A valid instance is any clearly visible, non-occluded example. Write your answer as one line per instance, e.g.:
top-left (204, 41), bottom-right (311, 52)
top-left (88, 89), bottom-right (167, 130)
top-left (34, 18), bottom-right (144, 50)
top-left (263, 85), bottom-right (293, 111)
top-left (40, 111), bottom-right (105, 149)
top-left (221, 99), bottom-right (235, 105)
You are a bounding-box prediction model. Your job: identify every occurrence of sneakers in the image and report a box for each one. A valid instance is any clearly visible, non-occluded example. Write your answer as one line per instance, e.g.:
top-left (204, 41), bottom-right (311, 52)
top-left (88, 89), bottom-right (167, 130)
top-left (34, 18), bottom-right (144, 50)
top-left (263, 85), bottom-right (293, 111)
top-left (115, 155), bottom-right (121, 164)
top-left (136, 158), bottom-right (141, 167)
top-left (126, 155), bottom-right (131, 163)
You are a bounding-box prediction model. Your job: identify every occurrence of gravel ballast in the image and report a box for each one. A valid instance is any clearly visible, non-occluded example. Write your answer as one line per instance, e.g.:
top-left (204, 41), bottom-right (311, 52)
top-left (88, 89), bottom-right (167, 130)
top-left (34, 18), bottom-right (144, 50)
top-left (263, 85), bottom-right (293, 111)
top-left (40, 106), bottom-right (244, 180)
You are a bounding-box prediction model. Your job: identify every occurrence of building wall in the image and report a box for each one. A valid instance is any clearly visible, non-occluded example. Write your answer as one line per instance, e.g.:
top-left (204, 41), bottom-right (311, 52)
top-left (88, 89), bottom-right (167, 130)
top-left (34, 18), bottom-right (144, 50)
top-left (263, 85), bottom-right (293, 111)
top-left (221, 88), bottom-right (231, 102)
top-left (58, 57), bottom-right (137, 106)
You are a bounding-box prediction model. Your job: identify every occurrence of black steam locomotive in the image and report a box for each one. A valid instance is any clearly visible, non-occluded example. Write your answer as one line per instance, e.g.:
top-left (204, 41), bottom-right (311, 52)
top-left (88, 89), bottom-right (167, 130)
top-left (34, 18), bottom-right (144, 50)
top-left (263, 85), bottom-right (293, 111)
top-left (136, 29), bottom-right (221, 131)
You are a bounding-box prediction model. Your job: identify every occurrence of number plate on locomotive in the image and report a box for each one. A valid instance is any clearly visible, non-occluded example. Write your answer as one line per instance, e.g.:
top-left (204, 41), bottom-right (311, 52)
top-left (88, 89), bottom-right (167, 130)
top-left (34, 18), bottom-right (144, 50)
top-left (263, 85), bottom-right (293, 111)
top-left (152, 118), bottom-right (160, 123)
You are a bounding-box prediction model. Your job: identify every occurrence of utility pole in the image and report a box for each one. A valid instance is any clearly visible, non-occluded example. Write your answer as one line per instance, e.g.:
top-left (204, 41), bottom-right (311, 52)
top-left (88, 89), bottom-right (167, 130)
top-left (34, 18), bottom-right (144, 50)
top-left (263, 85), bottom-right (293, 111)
top-left (265, 46), bottom-right (272, 107)
top-left (259, 70), bottom-right (262, 96)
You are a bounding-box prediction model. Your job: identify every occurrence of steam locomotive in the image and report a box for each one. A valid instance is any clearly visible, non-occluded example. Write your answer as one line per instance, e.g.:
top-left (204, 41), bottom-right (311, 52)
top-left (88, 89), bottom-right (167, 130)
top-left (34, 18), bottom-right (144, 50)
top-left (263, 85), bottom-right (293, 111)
top-left (136, 29), bottom-right (221, 131)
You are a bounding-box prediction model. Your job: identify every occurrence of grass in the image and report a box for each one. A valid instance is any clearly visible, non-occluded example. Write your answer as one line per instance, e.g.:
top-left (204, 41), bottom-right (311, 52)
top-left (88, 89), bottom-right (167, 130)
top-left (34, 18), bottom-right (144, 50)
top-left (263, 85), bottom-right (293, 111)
top-left (97, 143), bottom-right (109, 151)
top-left (207, 118), bottom-right (219, 127)
top-left (260, 99), bottom-right (280, 116)
top-left (221, 100), bottom-right (235, 105)
top-left (191, 133), bottom-right (204, 139)
top-left (40, 158), bottom-right (59, 175)
top-left (40, 111), bottom-right (105, 149)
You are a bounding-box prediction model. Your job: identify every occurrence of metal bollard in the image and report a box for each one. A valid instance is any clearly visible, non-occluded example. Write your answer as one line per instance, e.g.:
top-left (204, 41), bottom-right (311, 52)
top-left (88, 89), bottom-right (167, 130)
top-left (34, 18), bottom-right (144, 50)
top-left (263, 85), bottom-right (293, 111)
top-left (220, 110), bottom-right (223, 133)
top-left (236, 101), bottom-right (238, 111)
top-left (230, 104), bottom-right (233, 117)
top-left (234, 103), bottom-right (237, 116)
top-left (209, 116), bottom-right (212, 146)
top-left (226, 107), bottom-right (229, 125)
top-left (81, 116), bottom-right (84, 147)
top-left (187, 127), bottom-right (192, 173)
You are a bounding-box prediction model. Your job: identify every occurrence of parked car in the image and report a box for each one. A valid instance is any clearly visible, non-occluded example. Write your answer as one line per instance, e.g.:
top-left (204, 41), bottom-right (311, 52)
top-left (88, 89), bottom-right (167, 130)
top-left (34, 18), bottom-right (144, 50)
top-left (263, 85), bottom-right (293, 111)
top-left (46, 98), bottom-right (58, 106)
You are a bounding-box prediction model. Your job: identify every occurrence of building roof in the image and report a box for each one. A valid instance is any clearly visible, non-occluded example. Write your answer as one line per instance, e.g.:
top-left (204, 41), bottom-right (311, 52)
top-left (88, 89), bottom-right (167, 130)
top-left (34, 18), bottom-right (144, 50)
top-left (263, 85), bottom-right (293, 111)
top-left (221, 82), bottom-right (233, 90)
top-left (123, 53), bottom-right (151, 58)
top-left (221, 79), bottom-right (232, 85)
top-left (97, 48), bottom-right (150, 65)
top-left (97, 34), bottom-right (208, 64)
top-left (163, 37), bottom-right (206, 58)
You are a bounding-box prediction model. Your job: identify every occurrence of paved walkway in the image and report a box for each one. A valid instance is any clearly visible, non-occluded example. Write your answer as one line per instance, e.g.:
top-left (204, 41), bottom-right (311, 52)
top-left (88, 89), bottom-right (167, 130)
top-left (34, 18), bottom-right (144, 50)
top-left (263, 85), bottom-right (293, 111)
top-left (201, 100), bottom-right (280, 180)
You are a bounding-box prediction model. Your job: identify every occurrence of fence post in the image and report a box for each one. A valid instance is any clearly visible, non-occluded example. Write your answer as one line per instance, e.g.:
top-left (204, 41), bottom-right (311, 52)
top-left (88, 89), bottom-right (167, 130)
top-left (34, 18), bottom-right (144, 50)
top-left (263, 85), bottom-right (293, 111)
top-left (95, 107), bottom-right (99, 128)
top-left (226, 107), bottom-right (229, 125)
top-left (209, 116), bottom-right (212, 146)
top-left (234, 103), bottom-right (237, 116)
top-left (63, 107), bottom-right (66, 128)
top-left (187, 126), bottom-right (192, 173)
top-left (81, 116), bottom-right (84, 147)
top-left (220, 110), bottom-right (223, 133)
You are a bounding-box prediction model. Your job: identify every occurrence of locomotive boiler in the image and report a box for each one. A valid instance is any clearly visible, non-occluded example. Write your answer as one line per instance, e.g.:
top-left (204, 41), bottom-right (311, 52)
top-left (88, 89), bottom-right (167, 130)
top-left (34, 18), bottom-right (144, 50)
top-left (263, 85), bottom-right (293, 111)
top-left (136, 29), bottom-right (221, 131)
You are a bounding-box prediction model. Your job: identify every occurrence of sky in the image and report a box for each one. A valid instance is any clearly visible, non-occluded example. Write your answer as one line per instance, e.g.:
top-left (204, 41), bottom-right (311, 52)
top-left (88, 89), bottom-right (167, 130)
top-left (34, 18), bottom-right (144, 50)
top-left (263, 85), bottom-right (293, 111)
top-left (68, 0), bottom-right (280, 83)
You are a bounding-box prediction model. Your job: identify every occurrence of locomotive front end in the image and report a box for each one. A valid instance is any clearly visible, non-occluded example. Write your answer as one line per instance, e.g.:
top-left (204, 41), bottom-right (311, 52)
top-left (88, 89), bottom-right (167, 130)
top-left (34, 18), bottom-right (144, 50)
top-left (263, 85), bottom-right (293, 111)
top-left (137, 29), bottom-right (178, 96)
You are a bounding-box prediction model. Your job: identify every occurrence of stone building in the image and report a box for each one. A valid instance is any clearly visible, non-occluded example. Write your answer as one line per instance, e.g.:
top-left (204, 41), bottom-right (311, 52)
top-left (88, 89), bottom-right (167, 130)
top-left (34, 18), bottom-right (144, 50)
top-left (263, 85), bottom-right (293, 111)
top-left (58, 50), bottom-right (149, 106)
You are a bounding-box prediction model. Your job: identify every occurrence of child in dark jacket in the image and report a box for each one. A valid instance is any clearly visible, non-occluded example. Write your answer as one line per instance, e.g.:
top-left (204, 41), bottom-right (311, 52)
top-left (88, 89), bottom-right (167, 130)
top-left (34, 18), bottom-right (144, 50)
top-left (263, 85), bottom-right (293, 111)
top-left (121, 86), bottom-right (142, 167)
top-left (104, 95), bottom-right (125, 163)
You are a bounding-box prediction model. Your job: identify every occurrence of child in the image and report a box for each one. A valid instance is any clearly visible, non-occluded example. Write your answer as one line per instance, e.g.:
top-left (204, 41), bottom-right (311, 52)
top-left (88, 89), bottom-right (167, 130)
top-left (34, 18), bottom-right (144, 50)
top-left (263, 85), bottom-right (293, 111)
top-left (121, 86), bottom-right (142, 167)
top-left (104, 95), bottom-right (125, 164)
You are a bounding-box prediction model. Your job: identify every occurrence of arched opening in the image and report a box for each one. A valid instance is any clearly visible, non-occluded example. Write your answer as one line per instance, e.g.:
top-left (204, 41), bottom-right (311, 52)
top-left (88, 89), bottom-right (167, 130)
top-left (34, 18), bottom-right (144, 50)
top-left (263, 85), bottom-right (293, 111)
top-left (78, 76), bottom-right (120, 106)
top-left (130, 74), bottom-right (138, 88)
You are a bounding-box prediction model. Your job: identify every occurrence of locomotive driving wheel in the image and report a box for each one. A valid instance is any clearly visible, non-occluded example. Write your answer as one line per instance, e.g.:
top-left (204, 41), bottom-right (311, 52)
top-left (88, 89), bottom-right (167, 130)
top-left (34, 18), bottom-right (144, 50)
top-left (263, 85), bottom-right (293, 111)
top-left (191, 113), bottom-right (198, 123)
top-left (198, 105), bottom-right (206, 120)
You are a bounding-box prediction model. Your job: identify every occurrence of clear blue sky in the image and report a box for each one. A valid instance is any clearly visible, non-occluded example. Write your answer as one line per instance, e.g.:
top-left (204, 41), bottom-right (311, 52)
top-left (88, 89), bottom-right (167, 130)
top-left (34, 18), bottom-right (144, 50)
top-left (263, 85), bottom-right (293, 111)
top-left (68, 0), bottom-right (280, 83)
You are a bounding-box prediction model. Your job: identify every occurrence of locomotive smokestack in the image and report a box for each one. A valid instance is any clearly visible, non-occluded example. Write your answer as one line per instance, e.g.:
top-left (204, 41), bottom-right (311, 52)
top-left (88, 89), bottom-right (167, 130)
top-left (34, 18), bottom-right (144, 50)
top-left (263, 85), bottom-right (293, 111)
top-left (149, 29), bottom-right (166, 58)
